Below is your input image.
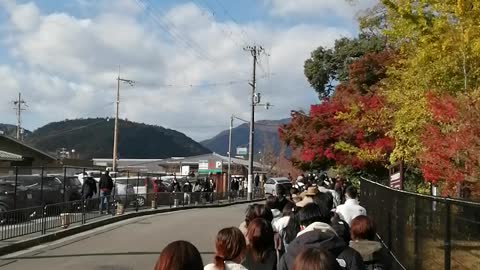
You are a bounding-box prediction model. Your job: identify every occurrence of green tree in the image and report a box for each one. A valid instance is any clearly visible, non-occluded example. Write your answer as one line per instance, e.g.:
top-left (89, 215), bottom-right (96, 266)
top-left (304, 34), bottom-right (386, 99)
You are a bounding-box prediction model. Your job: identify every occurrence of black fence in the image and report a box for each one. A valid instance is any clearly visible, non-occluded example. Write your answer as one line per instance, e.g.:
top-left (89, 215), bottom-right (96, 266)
top-left (360, 177), bottom-right (480, 270)
top-left (0, 166), bottom-right (263, 241)
top-left (0, 166), bottom-right (251, 211)
top-left (0, 191), bottom-right (262, 241)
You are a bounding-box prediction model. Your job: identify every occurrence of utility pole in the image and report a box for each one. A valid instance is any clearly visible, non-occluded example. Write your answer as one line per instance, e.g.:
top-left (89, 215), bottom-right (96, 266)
top-left (244, 45), bottom-right (264, 200)
top-left (112, 74), bottom-right (134, 172)
top-left (227, 115), bottom-right (233, 194)
top-left (13, 93), bottom-right (27, 141)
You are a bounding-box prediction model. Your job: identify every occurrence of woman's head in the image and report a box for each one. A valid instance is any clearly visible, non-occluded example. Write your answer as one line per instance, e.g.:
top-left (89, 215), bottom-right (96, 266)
top-left (350, 215), bottom-right (376, 241)
top-left (265, 195), bottom-right (278, 210)
top-left (246, 218), bottom-right (275, 263)
top-left (155, 240), bottom-right (203, 270)
top-left (293, 247), bottom-right (340, 270)
top-left (214, 227), bottom-right (247, 269)
top-left (245, 204), bottom-right (273, 226)
top-left (282, 200), bottom-right (296, 217)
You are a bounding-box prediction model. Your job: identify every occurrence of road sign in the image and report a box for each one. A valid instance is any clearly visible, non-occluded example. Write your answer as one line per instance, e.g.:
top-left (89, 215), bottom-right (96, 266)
top-left (389, 161), bottom-right (404, 189)
top-left (237, 147), bottom-right (248, 155)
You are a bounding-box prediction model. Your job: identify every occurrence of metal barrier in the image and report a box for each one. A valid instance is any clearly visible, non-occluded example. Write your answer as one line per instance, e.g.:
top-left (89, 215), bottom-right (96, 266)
top-left (0, 190), bottom-right (263, 241)
top-left (360, 177), bottom-right (480, 270)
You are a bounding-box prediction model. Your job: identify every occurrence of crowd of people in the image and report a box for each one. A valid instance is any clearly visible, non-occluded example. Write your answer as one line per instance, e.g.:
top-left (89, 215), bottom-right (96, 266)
top-left (153, 176), bottom-right (391, 270)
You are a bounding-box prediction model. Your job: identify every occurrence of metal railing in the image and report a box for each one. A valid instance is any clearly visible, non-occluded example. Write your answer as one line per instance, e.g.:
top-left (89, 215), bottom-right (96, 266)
top-left (0, 190), bottom-right (264, 241)
top-left (360, 177), bottom-right (480, 270)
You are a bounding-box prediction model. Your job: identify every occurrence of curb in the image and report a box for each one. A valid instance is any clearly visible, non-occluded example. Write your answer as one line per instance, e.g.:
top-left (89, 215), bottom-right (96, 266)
top-left (0, 198), bottom-right (264, 256)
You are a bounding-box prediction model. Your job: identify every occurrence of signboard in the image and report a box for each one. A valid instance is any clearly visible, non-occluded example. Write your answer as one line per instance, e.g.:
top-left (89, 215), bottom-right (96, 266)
top-left (389, 161), bottom-right (404, 189)
top-left (181, 166), bottom-right (190, 176)
top-left (198, 160), bottom-right (222, 174)
top-left (199, 160), bottom-right (208, 171)
top-left (237, 147), bottom-right (248, 155)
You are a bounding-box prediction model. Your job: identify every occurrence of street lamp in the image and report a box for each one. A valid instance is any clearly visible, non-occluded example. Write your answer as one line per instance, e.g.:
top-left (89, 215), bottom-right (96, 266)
top-left (227, 115), bottom-right (249, 194)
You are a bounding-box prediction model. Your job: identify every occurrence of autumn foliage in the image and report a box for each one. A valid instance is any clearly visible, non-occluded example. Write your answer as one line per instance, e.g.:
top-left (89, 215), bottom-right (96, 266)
top-left (280, 51), bottom-right (395, 176)
top-left (282, 0), bottom-right (480, 198)
top-left (419, 91), bottom-right (480, 196)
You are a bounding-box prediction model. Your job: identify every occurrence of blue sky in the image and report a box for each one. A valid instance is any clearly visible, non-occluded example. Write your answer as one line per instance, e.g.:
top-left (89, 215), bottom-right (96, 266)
top-left (0, 0), bottom-right (376, 141)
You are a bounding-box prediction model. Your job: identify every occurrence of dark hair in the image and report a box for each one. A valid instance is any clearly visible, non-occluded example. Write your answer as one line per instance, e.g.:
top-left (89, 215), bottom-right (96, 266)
top-left (350, 215), bottom-right (376, 241)
top-left (155, 240), bottom-right (203, 270)
top-left (214, 227), bottom-right (246, 270)
top-left (346, 186), bottom-right (358, 199)
top-left (290, 187), bottom-right (300, 195)
top-left (265, 195), bottom-right (278, 210)
top-left (293, 247), bottom-right (341, 270)
top-left (246, 218), bottom-right (275, 263)
top-left (276, 184), bottom-right (287, 197)
top-left (298, 203), bottom-right (331, 227)
top-left (313, 192), bottom-right (334, 210)
top-left (284, 211), bottom-right (300, 244)
top-left (245, 204), bottom-right (273, 226)
top-left (282, 201), bottom-right (296, 217)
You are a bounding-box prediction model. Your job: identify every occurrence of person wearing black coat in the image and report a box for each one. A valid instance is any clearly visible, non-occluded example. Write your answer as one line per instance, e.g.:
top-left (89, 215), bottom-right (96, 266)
top-left (82, 174), bottom-right (97, 199)
top-left (171, 177), bottom-right (181, 193)
top-left (277, 204), bottom-right (365, 270)
top-left (98, 171), bottom-right (114, 214)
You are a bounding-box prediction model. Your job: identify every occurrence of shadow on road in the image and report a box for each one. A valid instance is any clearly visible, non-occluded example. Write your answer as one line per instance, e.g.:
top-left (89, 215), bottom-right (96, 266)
top-left (0, 251), bottom-right (215, 260)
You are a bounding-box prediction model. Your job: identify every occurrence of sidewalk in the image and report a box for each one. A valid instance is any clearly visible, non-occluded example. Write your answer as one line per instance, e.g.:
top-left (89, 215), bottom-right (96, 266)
top-left (0, 197), bottom-right (263, 256)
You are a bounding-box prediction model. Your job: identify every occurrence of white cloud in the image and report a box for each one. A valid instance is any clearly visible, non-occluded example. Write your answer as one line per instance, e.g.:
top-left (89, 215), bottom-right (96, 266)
top-left (266, 0), bottom-right (377, 21)
top-left (0, 0), bottom-right (355, 141)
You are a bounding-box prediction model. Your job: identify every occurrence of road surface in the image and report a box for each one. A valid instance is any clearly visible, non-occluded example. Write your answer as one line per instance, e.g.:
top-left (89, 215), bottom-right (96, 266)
top-left (0, 203), bottom-right (249, 270)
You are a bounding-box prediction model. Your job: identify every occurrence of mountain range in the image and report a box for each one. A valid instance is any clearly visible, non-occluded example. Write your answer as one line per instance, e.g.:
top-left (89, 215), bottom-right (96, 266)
top-left (0, 124), bottom-right (32, 139)
top-left (0, 118), bottom-right (291, 160)
top-left (3, 118), bottom-right (210, 159)
top-left (200, 119), bottom-right (290, 157)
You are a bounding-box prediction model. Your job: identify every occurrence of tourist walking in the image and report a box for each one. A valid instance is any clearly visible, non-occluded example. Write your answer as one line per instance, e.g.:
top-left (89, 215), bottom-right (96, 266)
top-left (98, 170), bottom-right (114, 214)
top-left (336, 186), bottom-right (366, 225)
top-left (242, 218), bottom-right (277, 270)
top-left (204, 227), bottom-right (248, 270)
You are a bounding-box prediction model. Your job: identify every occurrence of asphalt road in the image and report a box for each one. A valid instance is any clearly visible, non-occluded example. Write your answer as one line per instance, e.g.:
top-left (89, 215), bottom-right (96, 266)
top-left (0, 203), bottom-right (249, 270)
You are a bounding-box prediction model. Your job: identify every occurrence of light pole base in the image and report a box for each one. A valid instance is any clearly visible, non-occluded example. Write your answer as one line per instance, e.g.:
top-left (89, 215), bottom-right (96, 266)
top-left (247, 174), bottom-right (253, 200)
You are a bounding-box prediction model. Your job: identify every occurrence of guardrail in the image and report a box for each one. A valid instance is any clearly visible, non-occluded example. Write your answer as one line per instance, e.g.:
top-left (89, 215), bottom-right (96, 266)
top-left (0, 191), bottom-right (263, 241)
top-left (360, 177), bottom-right (480, 270)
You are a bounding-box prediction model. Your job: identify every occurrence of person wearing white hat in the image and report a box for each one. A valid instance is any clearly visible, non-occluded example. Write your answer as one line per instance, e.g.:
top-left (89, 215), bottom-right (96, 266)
top-left (296, 186), bottom-right (319, 207)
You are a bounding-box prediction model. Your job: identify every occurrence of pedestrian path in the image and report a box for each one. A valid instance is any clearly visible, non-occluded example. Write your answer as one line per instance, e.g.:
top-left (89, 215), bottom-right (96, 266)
top-left (0, 204), bottom-right (249, 270)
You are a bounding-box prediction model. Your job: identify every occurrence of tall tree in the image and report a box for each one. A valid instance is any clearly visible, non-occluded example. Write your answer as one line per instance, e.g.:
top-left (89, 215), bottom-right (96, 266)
top-left (381, 0), bottom-right (480, 164)
top-left (304, 34), bottom-right (386, 99)
top-left (282, 50), bottom-right (395, 177)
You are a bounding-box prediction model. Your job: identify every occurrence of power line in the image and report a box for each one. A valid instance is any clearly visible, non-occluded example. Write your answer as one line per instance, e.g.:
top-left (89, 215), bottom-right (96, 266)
top-left (193, 0), bottom-right (247, 47)
top-left (134, 0), bottom-right (215, 64)
top-left (32, 119), bottom-right (110, 141)
top-left (131, 74), bottom-right (273, 89)
top-left (211, 0), bottom-right (254, 44)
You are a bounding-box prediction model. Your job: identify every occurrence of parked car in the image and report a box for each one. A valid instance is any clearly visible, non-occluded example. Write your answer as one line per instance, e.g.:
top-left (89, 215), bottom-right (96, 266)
top-left (264, 177), bottom-right (293, 195)
top-left (49, 175), bottom-right (83, 201)
top-left (113, 176), bottom-right (170, 207)
top-left (113, 177), bottom-right (141, 206)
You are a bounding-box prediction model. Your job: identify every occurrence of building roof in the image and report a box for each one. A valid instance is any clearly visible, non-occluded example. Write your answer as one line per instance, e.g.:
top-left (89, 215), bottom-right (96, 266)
top-left (158, 153), bottom-right (264, 169)
top-left (0, 135), bottom-right (57, 161)
top-left (0, 150), bottom-right (23, 161)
